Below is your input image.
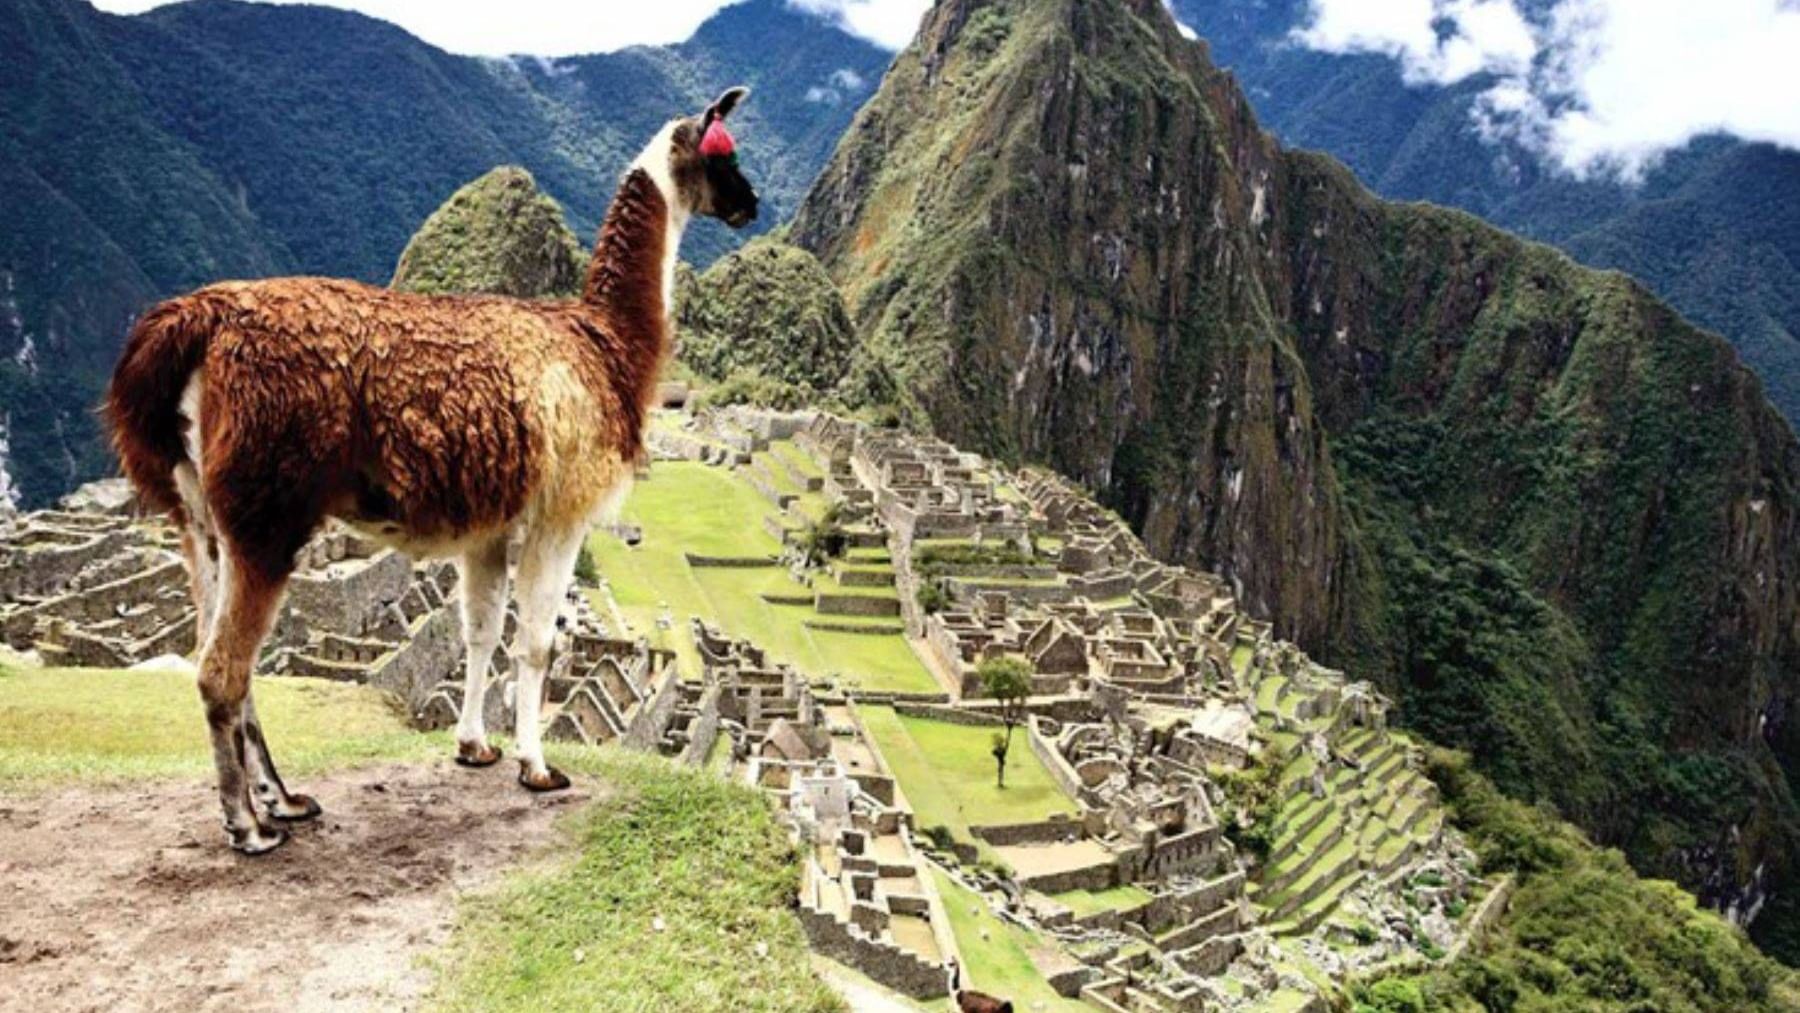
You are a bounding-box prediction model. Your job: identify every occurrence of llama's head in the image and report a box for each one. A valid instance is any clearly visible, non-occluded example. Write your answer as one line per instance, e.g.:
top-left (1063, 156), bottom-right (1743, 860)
top-left (654, 86), bottom-right (759, 229)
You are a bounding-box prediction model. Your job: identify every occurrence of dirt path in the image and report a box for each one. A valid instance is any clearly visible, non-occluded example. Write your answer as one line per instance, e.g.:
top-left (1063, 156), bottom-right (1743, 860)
top-left (0, 760), bottom-right (595, 1012)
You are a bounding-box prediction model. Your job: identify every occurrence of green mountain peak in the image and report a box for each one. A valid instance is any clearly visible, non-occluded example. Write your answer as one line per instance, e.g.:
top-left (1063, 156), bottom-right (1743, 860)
top-left (391, 166), bottom-right (585, 299)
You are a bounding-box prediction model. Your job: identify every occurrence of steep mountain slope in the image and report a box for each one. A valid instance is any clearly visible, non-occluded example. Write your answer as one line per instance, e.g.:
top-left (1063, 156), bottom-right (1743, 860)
top-left (791, 0), bottom-right (1800, 954)
top-left (0, 0), bottom-right (890, 506)
top-left (1170, 0), bottom-right (1800, 431)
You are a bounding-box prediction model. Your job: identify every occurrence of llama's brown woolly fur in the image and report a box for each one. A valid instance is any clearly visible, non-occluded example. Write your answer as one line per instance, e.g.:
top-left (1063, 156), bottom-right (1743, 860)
top-left (106, 169), bottom-right (673, 584)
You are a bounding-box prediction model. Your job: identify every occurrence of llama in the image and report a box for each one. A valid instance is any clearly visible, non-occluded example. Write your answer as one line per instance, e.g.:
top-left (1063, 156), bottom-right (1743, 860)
top-left (946, 959), bottom-right (1012, 1013)
top-left (105, 88), bottom-right (758, 854)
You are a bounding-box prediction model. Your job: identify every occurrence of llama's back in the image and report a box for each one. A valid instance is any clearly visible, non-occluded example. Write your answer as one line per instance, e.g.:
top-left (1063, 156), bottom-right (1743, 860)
top-left (113, 275), bottom-right (637, 566)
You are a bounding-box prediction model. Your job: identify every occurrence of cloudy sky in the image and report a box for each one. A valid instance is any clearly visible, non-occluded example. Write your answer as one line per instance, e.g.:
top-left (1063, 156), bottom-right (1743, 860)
top-left (91, 0), bottom-right (1798, 178)
top-left (89, 0), bottom-right (933, 52)
top-left (1295, 0), bottom-right (1800, 178)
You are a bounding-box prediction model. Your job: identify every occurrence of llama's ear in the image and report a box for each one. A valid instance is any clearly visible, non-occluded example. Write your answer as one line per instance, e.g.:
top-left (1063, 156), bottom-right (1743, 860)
top-left (705, 86), bottom-right (750, 124)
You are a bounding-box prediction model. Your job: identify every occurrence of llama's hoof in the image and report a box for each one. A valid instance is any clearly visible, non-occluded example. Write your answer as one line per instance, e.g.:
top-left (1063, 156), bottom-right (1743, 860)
top-left (518, 763), bottom-right (571, 793)
top-left (270, 793), bottom-right (322, 822)
top-left (228, 822), bottom-right (290, 856)
top-left (455, 741), bottom-right (502, 768)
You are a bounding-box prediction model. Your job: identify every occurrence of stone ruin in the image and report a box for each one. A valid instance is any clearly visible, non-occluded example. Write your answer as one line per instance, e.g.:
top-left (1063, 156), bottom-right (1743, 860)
top-left (0, 478), bottom-right (685, 752)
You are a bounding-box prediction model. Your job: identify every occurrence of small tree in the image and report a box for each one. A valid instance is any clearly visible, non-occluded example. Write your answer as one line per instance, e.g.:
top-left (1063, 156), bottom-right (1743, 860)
top-left (797, 503), bottom-right (847, 568)
top-left (573, 542), bottom-right (600, 585)
top-left (978, 656), bottom-right (1032, 788)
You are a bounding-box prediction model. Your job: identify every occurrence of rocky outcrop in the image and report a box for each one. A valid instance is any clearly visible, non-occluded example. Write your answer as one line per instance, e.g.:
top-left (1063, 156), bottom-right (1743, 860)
top-left (790, 0), bottom-right (1800, 944)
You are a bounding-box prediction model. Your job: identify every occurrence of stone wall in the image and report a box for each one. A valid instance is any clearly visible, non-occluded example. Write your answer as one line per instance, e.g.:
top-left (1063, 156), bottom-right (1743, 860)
top-left (794, 906), bottom-right (946, 999)
top-left (892, 702), bottom-right (1004, 727)
top-left (684, 552), bottom-right (781, 568)
top-left (367, 606), bottom-right (462, 712)
top-left (622, 668), bottom-right (684, 752)
top-left (815, 593), bottom-right (901, 618)
top-left (968, 814), bottom-right (1085, 846)
top-left (1028, 716), bottom-right (1088, 805)
top-left (678, 684), bottom-right (725, 765)
top-left (1018, 857), bottom-right (1119, 894)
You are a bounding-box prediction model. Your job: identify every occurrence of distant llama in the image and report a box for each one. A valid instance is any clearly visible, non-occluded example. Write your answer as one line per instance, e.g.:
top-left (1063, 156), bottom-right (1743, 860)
top-left (105, 88), bottom-right (758, 853)
top-left (947, 959), bottom-right (1012, 1013)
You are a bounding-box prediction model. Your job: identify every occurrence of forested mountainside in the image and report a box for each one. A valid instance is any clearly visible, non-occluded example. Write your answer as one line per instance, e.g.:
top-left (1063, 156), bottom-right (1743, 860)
top-left (0, 0), bottom-right (890, 507)
top-left (1169, 0), bottom-right (1800, 433)
top-left (790, 0), bottom-right (1800, 958)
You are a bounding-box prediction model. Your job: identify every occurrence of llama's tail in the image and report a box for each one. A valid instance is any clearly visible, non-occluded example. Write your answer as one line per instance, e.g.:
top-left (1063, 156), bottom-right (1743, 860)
top-left (104, 294), bottom-right (218, 515)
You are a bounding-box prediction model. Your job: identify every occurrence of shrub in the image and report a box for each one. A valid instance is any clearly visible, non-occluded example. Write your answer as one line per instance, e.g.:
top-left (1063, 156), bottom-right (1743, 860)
top-left (916, 581), bottom-right (950, 614)
top-left (573, 543), bottom-right (599, 585)
top-left (699, 368), bottom-right (816, 411)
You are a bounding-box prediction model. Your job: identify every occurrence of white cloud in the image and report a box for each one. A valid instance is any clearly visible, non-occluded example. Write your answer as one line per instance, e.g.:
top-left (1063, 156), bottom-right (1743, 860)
top-left (1162, 0), bottom-right (1199, 40)
top-left (782, 0), bottom-right (929, 50)
top-left (90, 0), bottom-right (745, 55)
top-left (1294, 0), bottom-right (1800, 179)
top-left (91, 0), bottom-right (932, 55)
top-left (1293, 0), bottom-right (1536, 85)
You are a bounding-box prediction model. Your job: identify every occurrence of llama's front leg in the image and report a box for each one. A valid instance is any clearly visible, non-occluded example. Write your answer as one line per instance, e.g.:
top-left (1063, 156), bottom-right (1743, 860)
top-left (511, 527), bottom-right (584, 792)
top-left (242, 687), bottom-right (321, 821)
top-left (454, 537), bottom-right (509, 767)
top-left (199, 552), bottom-right (290, 854)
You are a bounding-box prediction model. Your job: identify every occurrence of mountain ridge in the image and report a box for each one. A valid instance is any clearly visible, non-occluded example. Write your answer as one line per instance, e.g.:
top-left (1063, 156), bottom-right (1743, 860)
top-left (791, 0), bottom-right (1800, 955)
top-left (1170, 0), bottom-right (1800, 435)
top-left (0, 0), bottom-right (892, 507)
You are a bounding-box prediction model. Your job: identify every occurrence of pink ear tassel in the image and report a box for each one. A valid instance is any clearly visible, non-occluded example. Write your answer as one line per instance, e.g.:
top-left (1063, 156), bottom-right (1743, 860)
top-left (700, 119), bottom-right (736, 158)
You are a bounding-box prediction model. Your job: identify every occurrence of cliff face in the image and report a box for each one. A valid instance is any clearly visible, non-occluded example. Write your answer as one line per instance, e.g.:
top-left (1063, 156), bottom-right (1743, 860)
top-left (792, 0), bottom-right (1800, 945)
top-left (789, 0), bottom-right (1351, 651)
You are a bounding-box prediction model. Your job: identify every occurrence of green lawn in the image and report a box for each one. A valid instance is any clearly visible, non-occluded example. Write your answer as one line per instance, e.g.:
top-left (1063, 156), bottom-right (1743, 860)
top-left (589, 463), bottom-right (938, 695)
top-left (856, 706), bottom-right (1073, 847)
top-left (930, 869), bottom-right (1088, 1011)
top-left (1049, 883), bottom-right (1153, 918)
top-left (0, 663), bottom-right (444, 786)
top-left (768, 439), bottom-right (823, 481)
top-left (436, 747), bottom-right (840, 1013)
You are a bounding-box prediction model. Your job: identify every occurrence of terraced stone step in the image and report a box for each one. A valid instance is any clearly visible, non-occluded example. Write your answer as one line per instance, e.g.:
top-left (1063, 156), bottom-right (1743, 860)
top-left (1271, 869), bottom-right (1366, 937)
top-left (1268, 839), bottom-right (1360, 920)
top-left (832, 564), bottom-right (897, 588)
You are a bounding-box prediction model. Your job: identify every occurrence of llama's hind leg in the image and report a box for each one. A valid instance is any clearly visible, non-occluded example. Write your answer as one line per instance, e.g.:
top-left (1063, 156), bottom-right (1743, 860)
top-left (174, 463), bottom-right (220, 650)
top-left (199, 548), bottom-right (291, 854)
top-left (454, 536), bottom-right (509, 768)
top-left (511, 526), bottom-right (584, 792)
top-left (242, 688), bottom-right (321, 821)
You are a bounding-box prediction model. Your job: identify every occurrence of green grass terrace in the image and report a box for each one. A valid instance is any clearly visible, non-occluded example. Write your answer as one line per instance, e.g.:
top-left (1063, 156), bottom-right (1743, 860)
top-left (855, 705), bottom-right (1075, 857)
top-left (586, 462), bottom-right (938, 696)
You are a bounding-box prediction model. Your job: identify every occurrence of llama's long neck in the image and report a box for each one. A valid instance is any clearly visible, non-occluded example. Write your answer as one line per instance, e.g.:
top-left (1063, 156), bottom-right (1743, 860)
top-left (581, 124), bottom-right (690, 380)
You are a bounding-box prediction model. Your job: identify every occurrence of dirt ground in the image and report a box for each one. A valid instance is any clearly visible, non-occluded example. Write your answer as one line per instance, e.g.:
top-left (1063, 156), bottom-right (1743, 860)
top-left (0, 760), bottom-right (594, 1012)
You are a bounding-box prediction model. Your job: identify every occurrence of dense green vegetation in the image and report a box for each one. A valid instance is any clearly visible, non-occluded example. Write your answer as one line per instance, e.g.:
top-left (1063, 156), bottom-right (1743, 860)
top-left (1358, 750), bottom-right (1800, 1012)
top-left (434, 747), bottom-right (841, 1013)
top-left (0, 0), bottom-right (889, 506)
top-left (390, 167), bottom-right (585, 298)
top-left (675, 237), bottom-right (881, 407)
